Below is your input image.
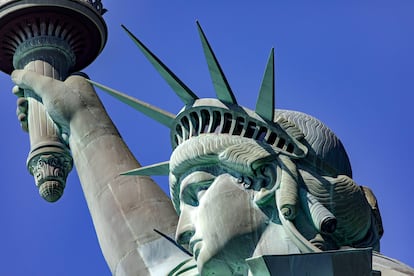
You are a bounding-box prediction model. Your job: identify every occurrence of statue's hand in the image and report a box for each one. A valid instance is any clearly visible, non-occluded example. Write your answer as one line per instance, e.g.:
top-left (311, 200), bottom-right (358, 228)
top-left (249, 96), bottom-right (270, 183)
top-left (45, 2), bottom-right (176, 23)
top-left (13, 85), bottom-right (28, 132)
top-left (11, 69), bottom-right (101, 138)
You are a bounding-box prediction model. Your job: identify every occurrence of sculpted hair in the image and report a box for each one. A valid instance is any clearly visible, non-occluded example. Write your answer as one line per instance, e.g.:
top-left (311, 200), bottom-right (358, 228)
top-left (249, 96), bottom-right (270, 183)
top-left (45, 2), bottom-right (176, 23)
top-left (274, 110), bottom-right (352, 177)
top-left (169, 134), bottom-right (278, 213)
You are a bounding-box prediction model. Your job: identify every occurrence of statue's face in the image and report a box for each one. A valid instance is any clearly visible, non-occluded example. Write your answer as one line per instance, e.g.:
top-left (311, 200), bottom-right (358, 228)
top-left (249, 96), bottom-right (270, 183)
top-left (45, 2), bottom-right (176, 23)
top-left (175, 167), bottom-right (269, 274)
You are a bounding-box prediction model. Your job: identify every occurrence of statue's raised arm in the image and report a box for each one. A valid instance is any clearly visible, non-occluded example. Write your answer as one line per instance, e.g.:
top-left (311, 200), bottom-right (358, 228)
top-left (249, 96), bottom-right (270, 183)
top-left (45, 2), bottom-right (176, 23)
top-left (11, 70), bottom-right (186, 275)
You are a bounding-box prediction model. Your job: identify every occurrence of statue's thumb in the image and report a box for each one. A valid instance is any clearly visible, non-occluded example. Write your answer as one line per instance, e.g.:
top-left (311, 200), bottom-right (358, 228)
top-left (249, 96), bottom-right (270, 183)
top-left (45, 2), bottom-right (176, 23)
top-left (11, 70), bottom-right (33, 90)
top-left (11, 69), bottom-right (56, 100)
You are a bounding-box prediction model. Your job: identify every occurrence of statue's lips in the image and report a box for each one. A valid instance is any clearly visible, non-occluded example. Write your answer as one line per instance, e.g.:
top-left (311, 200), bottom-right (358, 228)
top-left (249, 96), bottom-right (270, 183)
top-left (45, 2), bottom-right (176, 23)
top-left (189, 239), bottom-right (202, 260)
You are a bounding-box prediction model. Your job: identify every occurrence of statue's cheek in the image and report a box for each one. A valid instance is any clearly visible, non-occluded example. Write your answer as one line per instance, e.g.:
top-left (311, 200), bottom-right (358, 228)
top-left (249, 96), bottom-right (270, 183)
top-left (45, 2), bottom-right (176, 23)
top-left (198, 174), bottom-right (268, 237)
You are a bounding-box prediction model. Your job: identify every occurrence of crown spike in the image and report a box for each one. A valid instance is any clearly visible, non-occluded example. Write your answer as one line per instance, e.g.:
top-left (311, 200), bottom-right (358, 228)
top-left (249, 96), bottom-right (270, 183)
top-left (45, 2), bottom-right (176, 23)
top-left (121, 25), bottom-right (198, 105)
top-left (88, 80), bottom-right (175, 128)
top-left (196, 21), bottom-right (237, 105)
top-left (255, 48), bottom-right (275, 121)
top-left (121, 161), bottom-right (170, 176)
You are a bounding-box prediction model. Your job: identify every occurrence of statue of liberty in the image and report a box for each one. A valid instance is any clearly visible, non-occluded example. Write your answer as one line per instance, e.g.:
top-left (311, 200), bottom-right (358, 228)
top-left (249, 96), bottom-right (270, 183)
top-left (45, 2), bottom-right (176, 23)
top-left (10, 20), bottom-right (414, 276)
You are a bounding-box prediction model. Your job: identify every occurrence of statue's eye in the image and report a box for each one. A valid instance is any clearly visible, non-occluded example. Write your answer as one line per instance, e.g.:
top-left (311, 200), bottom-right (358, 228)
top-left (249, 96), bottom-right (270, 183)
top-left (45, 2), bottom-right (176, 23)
top-left (180, 171), bottom-right (215, 206)
top-left (197, 190), bottom-right (206, 201)
top-left (182, 179), bottom-right (213, 207)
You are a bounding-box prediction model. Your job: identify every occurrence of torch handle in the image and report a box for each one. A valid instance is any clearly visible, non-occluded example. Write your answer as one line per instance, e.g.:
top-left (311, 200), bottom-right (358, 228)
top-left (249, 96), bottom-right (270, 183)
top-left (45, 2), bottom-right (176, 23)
top-left (24, 59), bottom-right (63, 145)
top-left (24, 60), bottom-right (73, 202)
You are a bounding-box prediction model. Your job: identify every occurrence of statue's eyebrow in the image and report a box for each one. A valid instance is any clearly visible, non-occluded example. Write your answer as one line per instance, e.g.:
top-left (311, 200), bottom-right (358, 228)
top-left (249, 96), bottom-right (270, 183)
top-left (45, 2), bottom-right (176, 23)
top-left (180, 171), bottom-right (215, 195)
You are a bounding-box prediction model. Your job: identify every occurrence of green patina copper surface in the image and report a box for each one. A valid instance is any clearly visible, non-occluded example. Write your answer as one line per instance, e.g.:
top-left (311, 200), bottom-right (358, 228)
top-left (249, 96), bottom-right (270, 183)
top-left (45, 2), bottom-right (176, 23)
top-left (94, 24), bottom-right (385, 275)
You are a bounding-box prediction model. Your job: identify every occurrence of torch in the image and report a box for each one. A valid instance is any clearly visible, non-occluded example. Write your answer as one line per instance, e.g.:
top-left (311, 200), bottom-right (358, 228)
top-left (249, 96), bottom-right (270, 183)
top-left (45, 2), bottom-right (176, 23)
top-left (0, 0), bottom-right (107, 202)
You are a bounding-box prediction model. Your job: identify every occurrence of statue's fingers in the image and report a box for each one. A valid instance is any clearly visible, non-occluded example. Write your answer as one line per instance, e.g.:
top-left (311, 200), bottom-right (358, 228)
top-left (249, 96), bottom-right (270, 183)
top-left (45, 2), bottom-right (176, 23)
top-left (17, 112), bottom-right (26, 121)
top-left (17, 113), bottom-right (28, 132)
top-left (21, 122), bottom-right (28, 132)
top-left (15, 96), bottom-right (28, 132)
top-left (11, 69), bottom-right (62, 99)
top-left (16, 97), bottom-right (28, 113)
top-left (12, 85), bottom-right (24, 97)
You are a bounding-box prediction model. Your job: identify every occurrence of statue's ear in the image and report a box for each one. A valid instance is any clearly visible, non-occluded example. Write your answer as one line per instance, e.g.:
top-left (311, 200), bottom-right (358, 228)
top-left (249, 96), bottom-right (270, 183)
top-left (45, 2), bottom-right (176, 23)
top-left (253, 162), bottom-right (280, 207)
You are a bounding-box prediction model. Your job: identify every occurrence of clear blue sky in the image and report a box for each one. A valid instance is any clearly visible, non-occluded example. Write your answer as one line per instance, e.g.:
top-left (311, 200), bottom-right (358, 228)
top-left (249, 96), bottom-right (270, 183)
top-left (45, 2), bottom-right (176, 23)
top-left (0, 1), bottom-right (413, 275)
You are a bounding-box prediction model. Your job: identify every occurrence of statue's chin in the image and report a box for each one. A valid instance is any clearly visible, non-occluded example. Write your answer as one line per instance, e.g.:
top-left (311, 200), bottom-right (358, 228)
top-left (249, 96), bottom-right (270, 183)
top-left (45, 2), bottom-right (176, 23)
top-left (199, 259), bottom-right (234, 276)
top-left (196, 234), bottom-right (259, 275)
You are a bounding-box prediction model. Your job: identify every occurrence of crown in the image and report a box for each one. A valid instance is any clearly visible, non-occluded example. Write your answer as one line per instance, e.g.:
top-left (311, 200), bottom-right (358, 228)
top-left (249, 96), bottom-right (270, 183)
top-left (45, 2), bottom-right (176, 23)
top-left (90, 23), bottom-right (351, 178)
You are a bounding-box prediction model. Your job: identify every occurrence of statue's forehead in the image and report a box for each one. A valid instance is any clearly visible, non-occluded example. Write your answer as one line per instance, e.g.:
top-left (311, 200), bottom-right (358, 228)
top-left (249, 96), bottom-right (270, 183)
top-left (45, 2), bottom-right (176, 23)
top-left (170, 134), bottom-right (276, 176)
top-left (179, 170), bottom-right (216, 193)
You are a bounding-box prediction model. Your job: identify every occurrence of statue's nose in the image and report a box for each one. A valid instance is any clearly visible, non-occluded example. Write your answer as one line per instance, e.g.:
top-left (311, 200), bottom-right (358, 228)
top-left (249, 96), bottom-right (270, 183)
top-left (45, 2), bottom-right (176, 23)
top-left (175, 208), bottom-right (195, 247)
